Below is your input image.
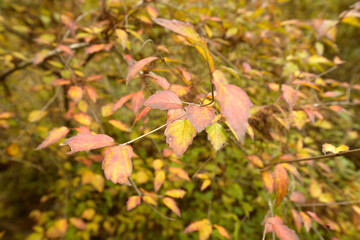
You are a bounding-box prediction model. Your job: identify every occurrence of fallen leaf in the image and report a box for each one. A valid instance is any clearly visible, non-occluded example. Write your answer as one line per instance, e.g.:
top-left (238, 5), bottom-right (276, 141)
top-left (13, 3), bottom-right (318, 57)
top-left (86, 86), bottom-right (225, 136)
top-left (62, 133), bottom-right (114, 154)
top-left (36, 126), bottom-right (70, 150)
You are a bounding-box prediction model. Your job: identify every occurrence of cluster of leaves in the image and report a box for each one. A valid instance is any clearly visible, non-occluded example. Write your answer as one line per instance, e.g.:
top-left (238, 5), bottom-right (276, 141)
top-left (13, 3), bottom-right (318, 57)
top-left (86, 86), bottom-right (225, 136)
top-left (1, 0), bottom-right (360, 239)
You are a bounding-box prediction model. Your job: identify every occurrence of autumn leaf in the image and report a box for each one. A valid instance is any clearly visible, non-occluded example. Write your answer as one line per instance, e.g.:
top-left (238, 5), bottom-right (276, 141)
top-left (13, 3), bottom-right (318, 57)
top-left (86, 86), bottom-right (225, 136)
top-left (266, 216), bottom-right (299, 240)
top-left (126, 57), bottom-right (158, 83)
top-left (184, 218), bottom-right (212, 240)
top-left (28, 110), bottom-right (47, 122)
top-left (58, 44), bottom-right (74, 56)
top-left (69, 217), bottom-right (86, 230)
top-left (108, 120), bottom-right (131, 132)
top-left (154, 169), bottom-right (165, 192)
top-left (169, 167), bottom-right (191, 181)
top-left (115, 28), bottom-right (128, 49)
top-left (84, 86), bottom-right (97, 103)
top-left (262, 171), bottom-right (274, 193)
top-left (146, 74), bottom-right (170, 90)
top-left (322, 143), bottom-right (349, 154)
top-left (101, 103), bottom-right (114, 117)
top-left (67, 86), bottom-right (83, 103)
top-left (102, 145), bottom-right (133, 185)
top-left (289, 191), bottom-right (306, 203)
top-left (290, 209), bottom-right (302, 232)
top-left (206, 122), bottom-right (227, 152)
top-left (127, 196), bottom-right (141, 211)
top-left (274, 164), bottom-right (289, 206)
top-left (163, 197), bottom-right (181, 217)
top-left (143, 196), bottom-right (158, 206)
top-left (46, 219), bottom-right (68, 238)
top-left (213, 75), bottom-right (252, 142)
top-left (164, 119), bottom-right (196, 157)
top-left (300, 211), bottom-right (312, 232)
top-left (165, 189), bottom-right (186, 198)
top-left (85, 44), bottom-right (109, 54)
top-left (144, 90), bottom-right (183, 110)
top-left (112, 93), bottom-right (134, 112)
top-left (201, 179), bottom-right (211, 191)
top-left (133, 106), bottom-right (151, 125)
top-left (213, 225), bottom-right (230, 239)
top-left (246, 155), bottom-right (264, 168)
top-left (73, 113), bottom-right (91, 126)
top-left (282, 163), bottom-right (302, 182)
top-left (62, 133), bottom-right (114, 154)
top-left (185, 105), bottom-right (216, 132)
top-left (131, 90), bottom-right (144, 114)
top-left (167, 108), bottom-right (186, 123)
top-left (282, 84), bottom-right (298, 110)
top-left (36, 126), bottom-right (69, 150)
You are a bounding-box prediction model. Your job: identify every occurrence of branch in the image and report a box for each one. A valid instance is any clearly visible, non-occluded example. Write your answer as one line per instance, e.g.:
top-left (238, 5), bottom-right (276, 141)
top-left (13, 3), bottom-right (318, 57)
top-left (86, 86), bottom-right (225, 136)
top-left (297, 199), bottom-right (360, 207)
top-left (0, 42), bottom-right (89, 81)
top-left (263, 148), bottom-right (360, 168)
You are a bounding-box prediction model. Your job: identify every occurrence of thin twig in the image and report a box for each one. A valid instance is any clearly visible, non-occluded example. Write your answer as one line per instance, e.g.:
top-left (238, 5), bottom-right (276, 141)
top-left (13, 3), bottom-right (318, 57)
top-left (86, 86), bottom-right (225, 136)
top-left (297, 199), bottom-right (360, 207)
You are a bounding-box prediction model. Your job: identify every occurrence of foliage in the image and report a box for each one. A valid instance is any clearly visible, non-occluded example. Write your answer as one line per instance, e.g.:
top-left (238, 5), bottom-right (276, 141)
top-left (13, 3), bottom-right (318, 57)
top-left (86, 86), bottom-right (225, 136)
top-left (1, 0), bottom-right (360, 239)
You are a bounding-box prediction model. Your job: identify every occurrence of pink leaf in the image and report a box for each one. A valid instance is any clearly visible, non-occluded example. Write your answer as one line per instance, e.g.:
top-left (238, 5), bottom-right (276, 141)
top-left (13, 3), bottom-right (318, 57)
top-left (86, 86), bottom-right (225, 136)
top-left (267, 216), bottom-right (299, 240)
top-left (36, 126), bottom-right (70, 150)
top-left (132, 90), bottom-right (145, 114)
top-left (126, 57), bottom-right (158, 83)
top-left (185, 105), bottom-right (216, 132)
top-left (112, 93), bottom-right (134, 112)
top-left (146, 74), bottom-right (170, 90)
top-left (144, 90), bottom-right (182, 110)
top-left (282, 84), bottom-right (298, 110)
top-left (62, 133), bottom-right (114, 154)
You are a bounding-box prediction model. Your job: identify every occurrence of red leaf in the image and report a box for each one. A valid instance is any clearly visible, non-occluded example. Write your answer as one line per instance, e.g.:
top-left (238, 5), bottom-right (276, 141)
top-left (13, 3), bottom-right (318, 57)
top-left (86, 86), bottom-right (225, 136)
top-left (131, 90), bottom-right (145, 114)
top-left (133, 106), bottom-right (151, 125)
top-left (214, 76), bottom-right (252, 142)
top-left (274, 164), bottom-right (289, 206)
top-left (62, 133), bottom-right (114, 154)
top-left (112, 93), bottom-right (134, 112)
top-left (126, 57), bottom-right (158, 83)
top-left (282, 84), bottom-right (298, 110)
top-left (146, 74), bottom-right (170, 90)
top-left (36, 126), bottom-right (70, 150)
top-left (267, 216), bottom-right (299, 240)
top-left (185, 105), bottom-right (216, 132)
top-left (102, 145), bottom-right (133, 185)
top-left (144, 90), bottom-right (183, 110)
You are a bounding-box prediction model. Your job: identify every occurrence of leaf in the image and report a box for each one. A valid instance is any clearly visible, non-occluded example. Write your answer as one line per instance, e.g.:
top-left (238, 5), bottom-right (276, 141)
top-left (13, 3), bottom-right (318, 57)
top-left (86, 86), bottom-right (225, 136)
top-left (274, 164), bottom-right (289, 206)
top-left (267, 216), bottom-right (299, 240)
top-left (282, 163), bottom-right (301, 182)
top-left (213, 77), bottom-right (252, 142)
top-left (143, 196), bottom-right (158, 206)
top-left (282, 84), bottom-right (298, 110)
top-left (108, 120), bottom-right (131, 132)
top-left (58, 44), bottom-right (74, 56)
top-left (33, 49), bottom-right (49, 65)
top-left (126, 57), bottom-right (158, 83)
top-left (81, 208), bottom-right (95, 220)
top-left (165, 189), bottom-right (186, 198)
top-left (245, 155), bottom-right (264, 168)
top-left (262, 171), bottom-right (274, 193)
top-left (152, 159), bottom-right (163, 170)
top-left (290, 209), bottom-right (302, 232)
top-left (131, 90), bottom-right (145, 114)
top-left (84, 86), bottom-right (98, 103)
top-left (91, 174), bottom-right (104, 192)
top-left (167, 109), bottom-right (186, 123)
top-left (154, 169), bottom-right (165, 192)
top-left (67, 86), bottom-right (83, 103)
top-left (69, 217), bottom-right (86, 230)
top-left (322, 143), bottom-right (336, 154)
top-left (213, 225), bottom-right (230, 239)
top-left (185, 105), bottom-right (216, 132)
top-left (169, 167), bottom-right (191, 181)
top-left (309, 179), bottom-right (322, 198)
top-left (73, 113), bottom-right (91, 126)
top-left (164, 119), bottom-right (197, 157)
top-left (85, 44), bottom-right (106, 54)
top-left (62, 133), bottom-right (114, 154)
top-left (201, 179), bottom-right (211, 191)
top-left (101, 103), bottom-right (114, 117)
top-left (113, 93), bottom-right (134, 112)
top-left (335, 144), bottom-right (349, 153)
top-left (300, 211), bottom-right (312, 232)
top-left (133, 106), bottom-right (151, 125)
top-left (46, 219), bottom-right (68, 238)
top-left (146, 74), bottom-right (170, 90)
top-left (102, 145), bottom-right (133, 185)
top-left (6, 143), bottom-right (19, 156)
top-left (184, 219), bottom-right (212, 240)
top-left (115, 28), bottom-right (128, 49)
top-left (163, 197), bottom-right (181, 217)
top-left (206, 122), bottom-right (227, 152)
top-left (36, 126), bottom-right (70, 150)
top-left (144, 90), bottom-right (183, 110)
top-left (28, 110), bottom-right (47, 122)
top-left (127, 196), bottom-right (141, 211)
top-left (170, 84), bottom-right (190, 97)
top-left (289, 191), bottom-right (306, 203)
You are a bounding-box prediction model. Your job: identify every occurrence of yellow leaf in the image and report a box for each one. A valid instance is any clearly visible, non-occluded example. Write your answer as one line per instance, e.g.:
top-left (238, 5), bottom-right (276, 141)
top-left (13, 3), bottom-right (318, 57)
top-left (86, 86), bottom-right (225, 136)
top-left (165, 120), bottom-right (197, 157)
top-left (6, 143), bottom-right (19, 156)
top-left (201, 179), bottom-right (211, 191)
top-left (206, 123), bottom-right (227, 152)
top-left (108, 120), bottom-right (131, 132)
top-left (127, 196), bottom-right (141, 211)
top-left (46, 219), bottom-right (67, 238)
top-left (28, 110), bottom-right (47, 122)
top-left (163, 197), bottom-right (181, 217)
top-left (165, 189), bottom-right (186, 198)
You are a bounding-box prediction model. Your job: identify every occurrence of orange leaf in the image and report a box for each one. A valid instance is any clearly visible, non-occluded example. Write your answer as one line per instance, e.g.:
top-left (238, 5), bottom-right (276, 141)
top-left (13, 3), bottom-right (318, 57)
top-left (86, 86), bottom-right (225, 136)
top-left (102, 145), bottom-right (133, 185)
top-left (112, 93), bottom-right (134, 112)
top-left (163, 197), bottom-right (181, 217)
top-left (144, 90), bottom-right (183, 110)
top-left (46, 219), bottom-right (68, 238)
top-left (84, 86), bottom-right (97, 103)
top-left (108, 120), bottom-right (131, 132)
top-left (146, 74), bottom-right (170, 90)
top-left (290, 209), bottom-right (302, 232)
top-left (36, 126), bottom-right (70, 150)
top-left (170, 84), bottom-right (190, 97)
top-left (274, 164), bottom-right (289, 206)
top-left (184, 219), bottom-right (212, 240)
top-left (85, 44), bottom-right (106, 54)
top-left (300, 211), bottom-right (312, 232)
top-left (62, 133), bottom-right (114, 154)
top-left (306, 211), bottom-right (324, 226)
top-left (165, 120), bottom-right (196, 157)
top-left (267, 216), bottom-right (298, 240)
top-left (213, 76), bottom-right (252, 142)
top-left (213, 224), bottom-right (230, 239)
top-left (185, 105), bottom-right (216, 132)
top-left (246, 155), bottom-right (264, 168)
top-left (165, 189), bottom-right (186, 198)
top-left (133, 106), bottom-right (151, 125)
top-left (33, 49), bottom-right (49, 65)
top-left (154, 169), bottom-right (165, 192)
top-left (131, 90), bottom-right (144, 114)
top-left (262, 171), bottom-right (274, 193)
top-left (282, 163), bottom-right (301, 181)
top-left (169, 167), bottom-right (191, 181)
top-left (126, 57), bottom-right (158, 83)
top-left (69, 217), bottom-right (86, 230)
top-left (289, 191), bottom-right (306, 203)
top-left (73, 113), bottom-right (91, 126)
top-left (127, 196), bottom-right (141, 211)
top-left (282, 84), bottom-right (298, 110)
top-left (58, 44), bottom-right (74, 56)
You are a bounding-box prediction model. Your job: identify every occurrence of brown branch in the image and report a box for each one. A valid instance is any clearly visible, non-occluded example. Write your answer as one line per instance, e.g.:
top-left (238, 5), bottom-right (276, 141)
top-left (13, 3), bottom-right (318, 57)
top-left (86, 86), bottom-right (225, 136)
top-left (297, 199), bottom-right (360, 207)
top-left (0, 42), bottom-right (89, 81)
top-left (263, 148), bottom-right (360, 168)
